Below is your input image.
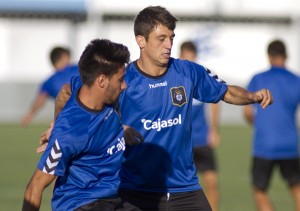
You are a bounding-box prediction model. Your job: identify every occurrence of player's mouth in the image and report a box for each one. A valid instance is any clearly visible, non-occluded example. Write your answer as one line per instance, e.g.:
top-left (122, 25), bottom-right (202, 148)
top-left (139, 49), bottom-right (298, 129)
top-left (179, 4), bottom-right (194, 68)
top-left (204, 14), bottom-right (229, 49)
top-left (162, 52), bottom-right (170, 59)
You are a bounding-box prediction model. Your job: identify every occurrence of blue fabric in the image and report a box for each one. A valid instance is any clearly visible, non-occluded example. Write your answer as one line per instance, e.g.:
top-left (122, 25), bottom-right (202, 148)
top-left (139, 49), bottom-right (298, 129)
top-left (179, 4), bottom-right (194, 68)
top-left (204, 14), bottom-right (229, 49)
top-left (118, 58), bottom-right (228, 193)
top-left (247, 66), bottom-right (300, 159)
top-left (38, 87), bottom-right (125, 210)
top-left (39, 64), bottom-right (79, 99)
top-left (192, 100), bottom-right (209, 147)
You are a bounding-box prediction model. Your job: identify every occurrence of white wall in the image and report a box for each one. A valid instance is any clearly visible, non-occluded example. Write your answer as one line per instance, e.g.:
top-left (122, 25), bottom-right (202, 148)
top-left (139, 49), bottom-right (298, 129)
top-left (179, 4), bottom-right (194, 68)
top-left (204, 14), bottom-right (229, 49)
top-left (1, 0), bottom-right (300, 124)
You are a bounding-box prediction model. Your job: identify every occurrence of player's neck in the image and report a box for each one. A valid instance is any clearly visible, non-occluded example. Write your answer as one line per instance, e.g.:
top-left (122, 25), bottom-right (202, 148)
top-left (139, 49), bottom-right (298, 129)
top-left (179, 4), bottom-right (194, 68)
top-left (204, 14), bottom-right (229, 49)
top-left (78, 86), bottom-right (105, 111)
top-left (137, 58), bottom-right (168, 77)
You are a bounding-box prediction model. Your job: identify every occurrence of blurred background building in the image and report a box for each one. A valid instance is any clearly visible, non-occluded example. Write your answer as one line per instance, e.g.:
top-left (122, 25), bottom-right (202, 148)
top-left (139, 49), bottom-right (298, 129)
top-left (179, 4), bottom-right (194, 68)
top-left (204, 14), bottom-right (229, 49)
top-left (1, 0), bottom-right (300, 124)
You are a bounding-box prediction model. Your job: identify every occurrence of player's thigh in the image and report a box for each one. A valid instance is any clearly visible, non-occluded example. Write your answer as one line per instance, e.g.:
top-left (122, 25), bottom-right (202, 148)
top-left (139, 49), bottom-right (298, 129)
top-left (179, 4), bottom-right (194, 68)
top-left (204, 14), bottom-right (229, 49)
top-left (278, 158), bottom-right (300, 187)
top-left (169, 189), bottom-right (212, 211)
top-left (75, 198), bottom-right (121, 211)
top-left (251, 157), bottom-right (274, 191)
top-left (193, 146), bottom-right (217, 173)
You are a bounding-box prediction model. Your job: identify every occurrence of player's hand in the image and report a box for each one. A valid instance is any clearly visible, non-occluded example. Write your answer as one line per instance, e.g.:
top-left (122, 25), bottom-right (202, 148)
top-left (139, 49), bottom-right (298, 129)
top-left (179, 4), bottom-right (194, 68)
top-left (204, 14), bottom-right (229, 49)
top-left (36, 121), bottom-right (54, 153)
top-left (123, 125), bottom-right (144, 145)
top-left (21, 113), bottom-right (33, 127)
top-left (251, 89), bottom-right (273, 109)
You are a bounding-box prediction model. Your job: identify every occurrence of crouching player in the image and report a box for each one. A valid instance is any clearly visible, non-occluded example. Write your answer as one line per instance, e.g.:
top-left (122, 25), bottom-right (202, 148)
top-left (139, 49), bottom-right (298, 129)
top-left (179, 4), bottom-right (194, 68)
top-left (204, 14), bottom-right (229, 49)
top-left (22, 39), bottom-right (134, 211)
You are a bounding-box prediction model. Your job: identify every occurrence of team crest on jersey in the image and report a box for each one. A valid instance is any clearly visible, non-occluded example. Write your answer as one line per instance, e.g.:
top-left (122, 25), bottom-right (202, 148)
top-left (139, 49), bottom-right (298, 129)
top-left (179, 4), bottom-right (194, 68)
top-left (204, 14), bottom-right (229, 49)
top-left (170, 86), bottom-right (187, 107)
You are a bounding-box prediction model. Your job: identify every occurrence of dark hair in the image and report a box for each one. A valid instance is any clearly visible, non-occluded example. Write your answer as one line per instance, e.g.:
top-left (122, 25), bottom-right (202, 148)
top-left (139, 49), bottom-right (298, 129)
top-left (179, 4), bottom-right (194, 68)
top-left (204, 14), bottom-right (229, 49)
top-left (78, 39), bottom-right (130, 87)
top-left (134, 6), bottom-right (178, 40)
top-left (50, 47), bottom-right (70, 66)
top-left (267, 39), bottom-right (287, 57)
top-left (180, 41), bottom-right (197, 54)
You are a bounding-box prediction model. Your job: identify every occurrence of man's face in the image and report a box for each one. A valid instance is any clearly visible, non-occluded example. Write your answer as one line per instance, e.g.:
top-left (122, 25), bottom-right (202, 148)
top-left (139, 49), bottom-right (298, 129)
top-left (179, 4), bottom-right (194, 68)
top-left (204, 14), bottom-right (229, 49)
top-left (104, 66), bottom-right (126, 105)
top-left (144, 24), bottom-right (175, 67)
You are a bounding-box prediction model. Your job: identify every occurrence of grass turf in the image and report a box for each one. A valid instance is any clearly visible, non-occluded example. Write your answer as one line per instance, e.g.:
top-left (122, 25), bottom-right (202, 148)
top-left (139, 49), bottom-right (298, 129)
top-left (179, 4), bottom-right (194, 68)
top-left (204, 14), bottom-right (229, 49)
top-left (0, 124), bottom-right (294, 210)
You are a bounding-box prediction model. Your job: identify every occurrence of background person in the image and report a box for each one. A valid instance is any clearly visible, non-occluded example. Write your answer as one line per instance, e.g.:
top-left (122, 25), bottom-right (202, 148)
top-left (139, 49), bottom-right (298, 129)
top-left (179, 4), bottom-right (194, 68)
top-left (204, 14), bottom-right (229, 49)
top-left (244, 39), bottom-right (300, 211)
top-left (180, 40), bottom-right (220, 211)
top-left (21, 46), bottom-right (78, 127)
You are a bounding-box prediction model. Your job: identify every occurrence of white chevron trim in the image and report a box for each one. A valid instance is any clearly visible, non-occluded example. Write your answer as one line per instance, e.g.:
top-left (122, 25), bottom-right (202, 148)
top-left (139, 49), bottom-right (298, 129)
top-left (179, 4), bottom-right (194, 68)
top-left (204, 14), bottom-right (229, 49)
top-left (42, 139), bottom-right (62, 174)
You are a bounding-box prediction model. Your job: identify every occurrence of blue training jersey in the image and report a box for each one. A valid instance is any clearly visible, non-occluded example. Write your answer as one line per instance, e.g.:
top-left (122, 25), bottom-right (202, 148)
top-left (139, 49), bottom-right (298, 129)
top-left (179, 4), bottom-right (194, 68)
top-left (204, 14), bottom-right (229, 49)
top-left (38, 87), bottom-right (125, 210)
top-left (118, 58), bottom-right (228, 193)
top-left (39, 64), bottom-right (79, 98)
top-left (247, 66), bottom-right (300, 159)
top-left (192, 100), bottom-right (209, 147)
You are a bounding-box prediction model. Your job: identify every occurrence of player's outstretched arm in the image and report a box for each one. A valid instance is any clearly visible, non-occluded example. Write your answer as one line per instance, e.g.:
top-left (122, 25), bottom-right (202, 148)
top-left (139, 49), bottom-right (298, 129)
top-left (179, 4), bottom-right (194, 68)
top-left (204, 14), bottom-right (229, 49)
top-left (22, 169), bottom-right (56, 211)
top-left (223, 85), bottom-right (272, 109)
top-left (21, 93), bottom-right (48, 127)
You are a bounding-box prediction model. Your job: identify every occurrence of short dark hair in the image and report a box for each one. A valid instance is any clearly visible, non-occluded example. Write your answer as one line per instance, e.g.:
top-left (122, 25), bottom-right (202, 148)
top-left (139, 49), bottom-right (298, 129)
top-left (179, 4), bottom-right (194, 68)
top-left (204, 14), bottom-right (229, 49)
top-left (50, 47), bottom-right (70, 66)
top-left (267, 39), bottom-right (287, 57)
top-left (78, 39), bottom-right (130, 87)
top-left (134, 6), bottom-right (178, 40)
top-left (180, 41), bottom-right (197, 54)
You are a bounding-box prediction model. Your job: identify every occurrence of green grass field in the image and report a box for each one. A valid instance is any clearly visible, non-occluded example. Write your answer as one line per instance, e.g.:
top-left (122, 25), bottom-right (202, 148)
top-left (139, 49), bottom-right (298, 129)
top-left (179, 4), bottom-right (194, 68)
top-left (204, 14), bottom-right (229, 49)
top-left (0, 124), bottom-right (294, 210)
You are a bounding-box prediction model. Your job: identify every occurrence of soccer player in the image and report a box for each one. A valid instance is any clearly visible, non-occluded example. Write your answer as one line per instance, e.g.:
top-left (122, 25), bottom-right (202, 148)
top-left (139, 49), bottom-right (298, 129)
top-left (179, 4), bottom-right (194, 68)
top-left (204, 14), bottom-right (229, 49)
top-left (243, 40), bottom-right (300, 211)
top-left (44, 6), bottom-right (273, 211)
top-left (21, 46), bottom-right (79, 127)
top-left (22, 39), bottom-right (131, 211)
top-left (180, 40), bottom-right (220, 211)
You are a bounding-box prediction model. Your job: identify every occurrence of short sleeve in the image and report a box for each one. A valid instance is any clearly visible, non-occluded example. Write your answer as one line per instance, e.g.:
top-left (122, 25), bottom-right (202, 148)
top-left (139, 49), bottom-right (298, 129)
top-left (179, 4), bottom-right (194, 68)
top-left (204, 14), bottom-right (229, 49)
top-left (191, 63), bottom-right (228, 103)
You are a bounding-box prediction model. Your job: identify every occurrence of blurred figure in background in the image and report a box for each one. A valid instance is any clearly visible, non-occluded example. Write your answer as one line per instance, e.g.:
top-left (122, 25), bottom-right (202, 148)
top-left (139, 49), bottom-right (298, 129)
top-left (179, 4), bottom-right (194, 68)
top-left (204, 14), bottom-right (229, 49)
top-left (244, 39), bottom-right (300, 211)
top-left (21, 46), bottom-right (79, 127)
top-left (180, 41), bottom-right (220, 211)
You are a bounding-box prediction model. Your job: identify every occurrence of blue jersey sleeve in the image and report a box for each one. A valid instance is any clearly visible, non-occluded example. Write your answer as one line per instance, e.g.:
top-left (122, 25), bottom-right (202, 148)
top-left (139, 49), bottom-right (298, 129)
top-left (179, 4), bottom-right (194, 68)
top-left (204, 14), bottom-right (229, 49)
top-left (37, 98), bottom-right (89, 176)
top-left (39, 77), bottom-right (54, 97)
top-left (190, 62), bottom-right (228, 103)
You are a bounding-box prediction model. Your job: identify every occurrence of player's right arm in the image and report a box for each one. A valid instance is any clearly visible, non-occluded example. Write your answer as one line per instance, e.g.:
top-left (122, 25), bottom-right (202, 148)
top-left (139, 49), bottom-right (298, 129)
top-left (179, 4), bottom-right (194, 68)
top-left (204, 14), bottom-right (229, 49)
top-left (243, 105), bottom-right (254, 125)
top-left (21, 93), bottom-right (48, 127)
top-left (208, 103), bottom-right (221, 148)
top-left (22, 169), bottom-right (56, 211)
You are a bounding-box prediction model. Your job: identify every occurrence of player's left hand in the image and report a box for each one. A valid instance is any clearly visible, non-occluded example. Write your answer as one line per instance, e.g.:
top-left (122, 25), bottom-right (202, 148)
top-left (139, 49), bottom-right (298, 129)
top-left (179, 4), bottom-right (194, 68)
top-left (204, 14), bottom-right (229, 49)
top-left (251, 88), bottom-right (273, 109)
top-left (123, 125), bottom-right (144, 145)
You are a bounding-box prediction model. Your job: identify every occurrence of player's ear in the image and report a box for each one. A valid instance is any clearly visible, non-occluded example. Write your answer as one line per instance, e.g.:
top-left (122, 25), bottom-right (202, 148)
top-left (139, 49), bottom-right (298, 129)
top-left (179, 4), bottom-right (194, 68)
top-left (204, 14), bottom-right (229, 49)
top-left (97, 74), bottom-right (107, 88)
top-left (136, 35), bottom-right (145, 48)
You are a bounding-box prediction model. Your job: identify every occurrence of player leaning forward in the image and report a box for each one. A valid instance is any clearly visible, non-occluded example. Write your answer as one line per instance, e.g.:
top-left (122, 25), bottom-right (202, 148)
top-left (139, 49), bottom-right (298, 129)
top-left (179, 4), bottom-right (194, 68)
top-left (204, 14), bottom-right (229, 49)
top-left (22, 39), bottom-right (133, 211)
top-left (38, 6), bottom-right (273, 211)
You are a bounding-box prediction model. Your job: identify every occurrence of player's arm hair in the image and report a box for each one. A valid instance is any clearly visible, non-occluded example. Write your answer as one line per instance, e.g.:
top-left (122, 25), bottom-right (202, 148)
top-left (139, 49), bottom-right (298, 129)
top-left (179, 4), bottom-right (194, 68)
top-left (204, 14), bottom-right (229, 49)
top-left (54, 84), bottom-right (72, 119)
top-left (22, 169), bottom-right (56, 211)
top-left (222, 85), bottom-right (272, 109)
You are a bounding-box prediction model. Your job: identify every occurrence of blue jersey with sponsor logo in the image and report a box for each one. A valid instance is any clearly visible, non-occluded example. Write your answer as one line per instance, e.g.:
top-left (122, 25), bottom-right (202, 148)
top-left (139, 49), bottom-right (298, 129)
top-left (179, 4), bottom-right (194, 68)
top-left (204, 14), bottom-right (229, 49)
top-left (37, 87), bottom-right (125, 210)
top-left (118, 58), bottom-right (227, 193)
top-left (247, 66), bottom-right (300, 159)
top-left (192, 100), bottom-right (209, 147)
top-left (39, 64), bottom-right (79, 98)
